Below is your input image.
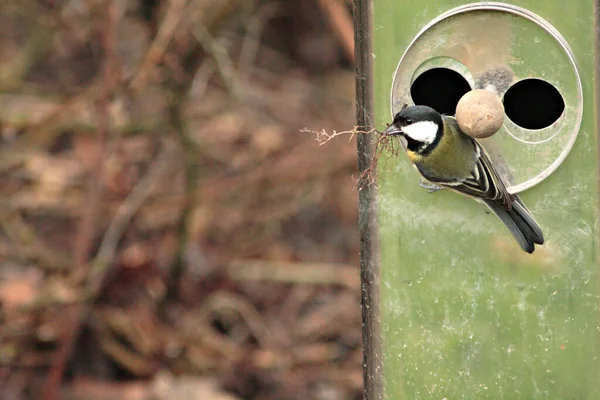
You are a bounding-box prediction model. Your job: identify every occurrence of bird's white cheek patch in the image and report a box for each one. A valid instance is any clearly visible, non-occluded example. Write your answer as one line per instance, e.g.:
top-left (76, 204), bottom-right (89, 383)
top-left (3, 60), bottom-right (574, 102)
top-left (402, 121), bottom-right (438, 144)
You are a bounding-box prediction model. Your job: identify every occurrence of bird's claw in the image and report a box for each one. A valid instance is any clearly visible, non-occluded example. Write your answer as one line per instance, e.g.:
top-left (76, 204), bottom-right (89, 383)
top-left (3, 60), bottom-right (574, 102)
top-left (418, 180), bottom-right (443, 193)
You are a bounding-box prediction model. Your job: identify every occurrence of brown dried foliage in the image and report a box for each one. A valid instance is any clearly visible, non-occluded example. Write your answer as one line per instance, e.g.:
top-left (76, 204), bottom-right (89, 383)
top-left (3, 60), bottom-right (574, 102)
top-left (0, 0), bottom-right (364, 399)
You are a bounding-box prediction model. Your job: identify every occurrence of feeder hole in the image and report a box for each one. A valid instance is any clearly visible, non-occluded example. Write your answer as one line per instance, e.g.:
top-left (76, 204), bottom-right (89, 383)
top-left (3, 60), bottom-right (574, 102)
top-left (410, 68), bottom-right (471, 115)
top-left (503, 78), bottom-right (565, 130)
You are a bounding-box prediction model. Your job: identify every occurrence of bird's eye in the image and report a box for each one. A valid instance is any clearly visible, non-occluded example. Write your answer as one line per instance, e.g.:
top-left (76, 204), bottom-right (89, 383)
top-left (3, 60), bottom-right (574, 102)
top-left (405, 118), bottom-right (413, 125)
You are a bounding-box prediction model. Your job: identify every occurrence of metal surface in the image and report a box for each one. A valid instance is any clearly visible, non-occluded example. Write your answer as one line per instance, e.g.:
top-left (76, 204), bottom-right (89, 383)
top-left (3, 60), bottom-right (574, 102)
top-left (373, 0), bottom-right (599, 398)
top-left (390, 2), bottom-right (583, 193)
top-left (354, 0), bottom-right (383, 399)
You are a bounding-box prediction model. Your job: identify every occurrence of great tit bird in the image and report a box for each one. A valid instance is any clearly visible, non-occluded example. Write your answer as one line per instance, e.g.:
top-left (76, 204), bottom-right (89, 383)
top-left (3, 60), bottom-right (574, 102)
top-left (383, 105), bottom-right (544, 253)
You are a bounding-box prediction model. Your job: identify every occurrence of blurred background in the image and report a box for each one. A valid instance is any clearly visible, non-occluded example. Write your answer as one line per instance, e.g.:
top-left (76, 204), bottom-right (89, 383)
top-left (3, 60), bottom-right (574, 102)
top-left (0, 0), bottom-right (362, 399)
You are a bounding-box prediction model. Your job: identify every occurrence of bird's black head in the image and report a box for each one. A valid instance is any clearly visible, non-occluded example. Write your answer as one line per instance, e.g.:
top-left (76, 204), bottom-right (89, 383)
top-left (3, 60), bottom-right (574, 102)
top-left (384, 105), bottom-right (444, 155)
top-left (392, 105), bottom-right (443, 128)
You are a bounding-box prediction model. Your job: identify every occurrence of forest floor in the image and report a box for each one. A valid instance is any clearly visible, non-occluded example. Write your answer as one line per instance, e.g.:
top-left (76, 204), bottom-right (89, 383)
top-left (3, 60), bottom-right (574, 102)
top-left (0, 1), bottom-right (367, 399)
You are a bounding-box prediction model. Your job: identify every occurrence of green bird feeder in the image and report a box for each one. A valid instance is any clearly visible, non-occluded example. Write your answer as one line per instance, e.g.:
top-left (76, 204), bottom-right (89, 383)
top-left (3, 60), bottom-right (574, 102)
top-left (355, 1), bottom-right (599, 399)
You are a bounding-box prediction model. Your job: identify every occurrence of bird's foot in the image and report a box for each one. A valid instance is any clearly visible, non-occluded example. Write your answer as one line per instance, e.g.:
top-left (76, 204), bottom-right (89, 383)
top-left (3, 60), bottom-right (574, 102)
top-left (419, 179), bottom-right (443, 193)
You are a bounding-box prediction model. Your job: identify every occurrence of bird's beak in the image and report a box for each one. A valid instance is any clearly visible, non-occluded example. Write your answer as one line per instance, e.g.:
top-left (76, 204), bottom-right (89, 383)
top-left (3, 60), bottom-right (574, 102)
top-left (382, 124), bottom-right (403, 136)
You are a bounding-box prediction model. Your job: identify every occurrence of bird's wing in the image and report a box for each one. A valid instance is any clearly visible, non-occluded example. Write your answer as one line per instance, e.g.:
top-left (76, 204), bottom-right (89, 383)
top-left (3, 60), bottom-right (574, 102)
top-left (416, 140), bottom-right (514, 209)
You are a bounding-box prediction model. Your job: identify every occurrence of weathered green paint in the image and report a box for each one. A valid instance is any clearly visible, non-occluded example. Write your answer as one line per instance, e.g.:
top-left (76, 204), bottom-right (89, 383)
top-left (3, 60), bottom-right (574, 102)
top-left (373, 1), bottom-right (599, 399)
top-left (388, 7), bottom-right (583, 193)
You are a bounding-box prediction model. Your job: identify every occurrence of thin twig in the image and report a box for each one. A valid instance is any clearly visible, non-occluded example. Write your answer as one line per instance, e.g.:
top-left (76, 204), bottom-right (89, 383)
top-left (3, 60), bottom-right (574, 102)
top-left (237, 2), bottom-right (286, 85)
top-left (357, 132), bottom-right (399, 190)
top-left (227, 259), bottom-right (360, 290)
top-left (42, 3), bottom-right (118, 398)
top-left (193, 22), bottom-right (238, 98)
top-left (3, 83), bottom-right (101, 155)
top-left (0, 208), bottom-right (70, 271)
top-left (315, 0), bottom-right (354, 62)
top-left (41, 303), bottom-right (83, 400)
top-left (300, 125), bottom-right (398, 190)
top-left (130, 0), bottom-right (188, 92)
top-left (163, 73), bottom-right (200, 303)
top-left (199, 291), bottom-right (277, 349)
top-left (71, 8), bottom-right (118, 284)
top-left (40, 140), bottom-right (174, 399)
top-left (300, 126), bottom-right (377, 145)
top-left (87, 140), bottom-right (176, 294)
top-left (189, 60), bottom-right (217, 100)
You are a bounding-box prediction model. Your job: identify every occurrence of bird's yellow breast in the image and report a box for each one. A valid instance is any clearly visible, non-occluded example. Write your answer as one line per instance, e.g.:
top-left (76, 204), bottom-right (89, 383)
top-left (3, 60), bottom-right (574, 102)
top-left (407, 150), bottom-right (422, 164)
top-left (406, 118), bottom-right (476, 179)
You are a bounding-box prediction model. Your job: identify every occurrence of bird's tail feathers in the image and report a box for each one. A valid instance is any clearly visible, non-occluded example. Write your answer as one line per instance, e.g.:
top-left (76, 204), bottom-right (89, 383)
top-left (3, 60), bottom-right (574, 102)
top-left (484, 197), bottom-right (544, 253)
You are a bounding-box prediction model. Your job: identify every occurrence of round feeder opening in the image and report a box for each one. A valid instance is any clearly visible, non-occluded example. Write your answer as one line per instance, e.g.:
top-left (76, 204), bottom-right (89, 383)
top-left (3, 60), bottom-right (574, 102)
top-left (410, 68), bottom-right (471, 115)
top-left (503, 78), bottom-right (565, 130)
top-left (391, 4), bottom-right (583, 193)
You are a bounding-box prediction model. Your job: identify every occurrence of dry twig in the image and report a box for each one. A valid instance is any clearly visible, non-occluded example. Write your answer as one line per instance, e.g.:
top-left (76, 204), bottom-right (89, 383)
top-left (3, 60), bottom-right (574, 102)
top-left (0, 209), bottom-right (70, 271)
top-left (356, 132), bottom-right (400, 190)
top-left (87, 140), bottom-right (177, 292)
top-left (315, 0), bottom-right (354, 62)
top-left (43, 4), bottom-right (117, 397)
top-left (237, 1), bottom-right (286, 84)
top-left (199, 291), bottom-right (276, 350)
top-left (301, 126), bottom-right (398, 189)
top-left (300, 126), bottom-right (375, 146)
top-left (71, 5), bottom-right (119, 283)
top-left (130, 0), bottom-right (188, 92)
top-left (227, 259), bottom-right (360, 290)
top-left (193, 23), bottom-right (238, 98)
top-left (41, 139), bottom-right (175, 399)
